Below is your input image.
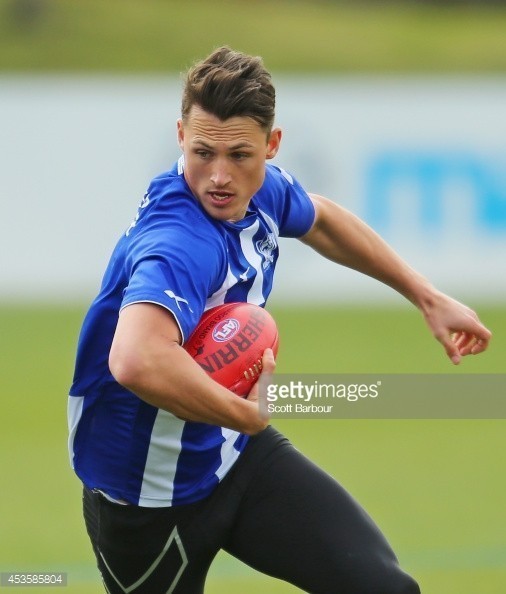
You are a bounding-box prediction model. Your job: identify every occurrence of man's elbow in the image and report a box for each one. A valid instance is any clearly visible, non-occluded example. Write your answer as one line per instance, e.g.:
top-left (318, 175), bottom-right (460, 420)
top-left (108, 344), bottom-right (146, 391)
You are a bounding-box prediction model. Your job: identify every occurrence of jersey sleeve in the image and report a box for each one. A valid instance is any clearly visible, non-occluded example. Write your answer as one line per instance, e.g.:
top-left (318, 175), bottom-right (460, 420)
top-left (267, 166), bottom-right (316, 238)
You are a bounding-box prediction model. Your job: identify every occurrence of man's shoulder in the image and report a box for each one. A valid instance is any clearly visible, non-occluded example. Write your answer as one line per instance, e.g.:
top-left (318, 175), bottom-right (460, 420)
top-left (256, 163), bottom-right (307, 209)
top-left (125, 165), bottom-right (221, 245)
top-left (255, 164), bottom-right (314, 238)
top-left (264, 163), bottom-right (297, 188)
top-left (148, 164), bottom-right (188, 200)
top-left (145, 168), bottom-right (205, 223)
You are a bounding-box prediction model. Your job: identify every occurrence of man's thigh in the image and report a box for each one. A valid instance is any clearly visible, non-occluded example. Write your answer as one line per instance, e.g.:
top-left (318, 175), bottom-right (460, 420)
top-left (223, 431), bottom-right (420, 594)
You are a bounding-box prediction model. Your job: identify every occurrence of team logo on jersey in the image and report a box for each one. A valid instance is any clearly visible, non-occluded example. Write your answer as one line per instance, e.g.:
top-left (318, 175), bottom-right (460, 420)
top-left (256, 232), bottom-right (277, 270)
top-left (212, 318), bottom-right (240, 342)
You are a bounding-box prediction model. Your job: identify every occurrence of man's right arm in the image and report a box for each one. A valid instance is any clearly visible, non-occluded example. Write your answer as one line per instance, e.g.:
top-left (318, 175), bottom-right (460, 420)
top-left (108, 302), bottom-right (272, 435)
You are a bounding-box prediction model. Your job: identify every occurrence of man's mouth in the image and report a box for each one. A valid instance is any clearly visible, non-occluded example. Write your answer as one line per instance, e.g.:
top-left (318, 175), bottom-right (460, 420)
top-left (208, 191), bottom-right (234, 205)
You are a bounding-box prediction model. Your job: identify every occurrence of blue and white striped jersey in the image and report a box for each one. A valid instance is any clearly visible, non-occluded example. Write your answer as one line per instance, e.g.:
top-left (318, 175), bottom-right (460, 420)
top-left (68, 157), bottom-right (315, 507)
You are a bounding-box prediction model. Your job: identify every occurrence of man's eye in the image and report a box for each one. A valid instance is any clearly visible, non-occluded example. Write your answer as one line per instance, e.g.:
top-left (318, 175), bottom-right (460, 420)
top-left (196, 150), bottom-right (211, 158)
top-left (232, 153), bottom-right (249, 161)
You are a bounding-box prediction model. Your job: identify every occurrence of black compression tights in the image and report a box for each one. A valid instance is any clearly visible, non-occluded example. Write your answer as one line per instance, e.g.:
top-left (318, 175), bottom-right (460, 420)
top-left (83, 426), bottom-right (420, 594)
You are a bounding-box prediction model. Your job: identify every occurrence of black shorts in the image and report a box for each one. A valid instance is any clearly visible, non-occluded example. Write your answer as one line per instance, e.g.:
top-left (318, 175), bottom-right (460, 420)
top-left (83, 425), bottom-right (420, 594)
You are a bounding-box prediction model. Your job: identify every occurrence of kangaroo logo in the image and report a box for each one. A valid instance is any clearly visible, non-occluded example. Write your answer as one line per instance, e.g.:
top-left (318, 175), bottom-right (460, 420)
top-left (256, 233), bottom-right (277, 270)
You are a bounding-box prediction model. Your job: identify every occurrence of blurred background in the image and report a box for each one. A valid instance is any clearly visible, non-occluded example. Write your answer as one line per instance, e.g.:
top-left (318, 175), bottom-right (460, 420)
top-left (0, 1), bottom-right (504, 592)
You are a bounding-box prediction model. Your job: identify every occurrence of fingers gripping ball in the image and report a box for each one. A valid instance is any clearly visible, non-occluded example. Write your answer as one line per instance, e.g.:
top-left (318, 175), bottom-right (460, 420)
top-left (184, 303), bottom-right (279, 396)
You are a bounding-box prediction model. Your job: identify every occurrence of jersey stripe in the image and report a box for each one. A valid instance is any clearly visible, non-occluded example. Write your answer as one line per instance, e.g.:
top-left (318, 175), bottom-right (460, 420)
top-left (139, 410), bottom-right (186, 506)
top-left (259, 208), bottom-right (280, 237)
top-left (215, 427), bottom-right (242, 480)
top-left (206, 265), bottom-right (237, 310)
top-left (238, 221), bottom-right (265, 304)
top-left (67, 395), bottom-right (84, 469)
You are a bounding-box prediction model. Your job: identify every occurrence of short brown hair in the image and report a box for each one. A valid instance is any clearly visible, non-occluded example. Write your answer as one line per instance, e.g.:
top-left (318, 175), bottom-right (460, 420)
top-left (181, 47), bottom-right (276, 133)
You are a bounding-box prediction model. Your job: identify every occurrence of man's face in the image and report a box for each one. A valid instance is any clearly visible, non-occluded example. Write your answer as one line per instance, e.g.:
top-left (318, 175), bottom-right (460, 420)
top-left (177, 105), bottom-right (281, 222)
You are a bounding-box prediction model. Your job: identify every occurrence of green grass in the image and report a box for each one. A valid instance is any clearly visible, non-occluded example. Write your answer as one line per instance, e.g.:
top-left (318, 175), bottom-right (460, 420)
top-left (0, 303), bottom-right (504, 593)
top-left (271, 304), bottom-right (503, 374)
top-left (3, 0), bottom-right (506, 73)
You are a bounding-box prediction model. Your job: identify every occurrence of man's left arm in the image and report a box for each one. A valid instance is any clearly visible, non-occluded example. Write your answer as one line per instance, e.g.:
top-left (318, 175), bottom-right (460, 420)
top-left (300, 193), bottom-right (492, 364)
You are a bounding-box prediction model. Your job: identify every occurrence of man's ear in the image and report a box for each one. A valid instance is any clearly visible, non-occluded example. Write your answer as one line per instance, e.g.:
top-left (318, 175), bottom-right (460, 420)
top-left (266, 127), bottom-right (282, 160)
top-left (177, 119), bottom-right (184, 151)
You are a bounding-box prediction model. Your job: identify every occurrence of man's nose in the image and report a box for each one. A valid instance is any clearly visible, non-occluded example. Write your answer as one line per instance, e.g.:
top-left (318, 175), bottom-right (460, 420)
top-left (210, 159), bottom-right (231, 187)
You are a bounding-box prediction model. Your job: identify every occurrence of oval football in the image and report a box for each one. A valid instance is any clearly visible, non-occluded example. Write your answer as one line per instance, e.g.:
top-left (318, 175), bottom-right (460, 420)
top-left (184, 302), bottom-right (278, 397)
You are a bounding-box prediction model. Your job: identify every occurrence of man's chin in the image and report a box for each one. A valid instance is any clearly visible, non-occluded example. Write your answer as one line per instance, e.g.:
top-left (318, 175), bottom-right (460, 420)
top-left (200, 200), bottom-right (246, 223)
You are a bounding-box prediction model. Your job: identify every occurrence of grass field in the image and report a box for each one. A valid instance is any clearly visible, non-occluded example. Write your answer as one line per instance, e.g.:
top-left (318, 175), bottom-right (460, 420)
top-left (3, 0), bottom-right (506, 73)
top-left (0, 303), bottom-right (504, 593)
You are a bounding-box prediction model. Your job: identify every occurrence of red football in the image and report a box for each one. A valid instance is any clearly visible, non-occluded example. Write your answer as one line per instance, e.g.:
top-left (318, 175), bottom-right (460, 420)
top-left (184, 302), bottom-right (279, 397)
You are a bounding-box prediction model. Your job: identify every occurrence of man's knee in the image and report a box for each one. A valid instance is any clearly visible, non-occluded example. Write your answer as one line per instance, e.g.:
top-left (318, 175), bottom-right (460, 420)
top-left (361, 562), bottom-right (421, 594)
top-left (324, 558), bottom-right (421, 594)
top-left (386, 571), bottom-right (420, 594)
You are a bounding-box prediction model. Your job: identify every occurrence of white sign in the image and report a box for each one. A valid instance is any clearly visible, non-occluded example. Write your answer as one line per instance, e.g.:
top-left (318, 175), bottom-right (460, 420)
top-left (1, 76), bottom-right (505, 303)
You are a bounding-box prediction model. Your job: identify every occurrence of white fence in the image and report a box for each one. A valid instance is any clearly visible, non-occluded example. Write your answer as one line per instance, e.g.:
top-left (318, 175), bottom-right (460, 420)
top-left (1, 75), bottom-right (505, 304)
